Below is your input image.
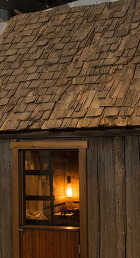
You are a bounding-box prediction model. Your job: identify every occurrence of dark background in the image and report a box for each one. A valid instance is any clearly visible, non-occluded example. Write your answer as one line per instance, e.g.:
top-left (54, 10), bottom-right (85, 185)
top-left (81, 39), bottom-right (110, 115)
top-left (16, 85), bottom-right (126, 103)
top-left (0, 0), bottom-right (77, 13)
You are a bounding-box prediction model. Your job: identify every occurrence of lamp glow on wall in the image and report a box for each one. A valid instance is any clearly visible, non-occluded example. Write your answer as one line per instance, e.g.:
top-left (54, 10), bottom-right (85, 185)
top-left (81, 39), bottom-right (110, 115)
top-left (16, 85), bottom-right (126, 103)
top-left (67, 176), bottom-right (72, 197)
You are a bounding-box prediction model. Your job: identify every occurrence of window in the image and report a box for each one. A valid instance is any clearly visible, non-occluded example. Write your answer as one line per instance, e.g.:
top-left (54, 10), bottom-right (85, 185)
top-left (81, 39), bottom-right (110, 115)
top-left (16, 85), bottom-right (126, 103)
top-left (21, 150), bottom-right (79, 227)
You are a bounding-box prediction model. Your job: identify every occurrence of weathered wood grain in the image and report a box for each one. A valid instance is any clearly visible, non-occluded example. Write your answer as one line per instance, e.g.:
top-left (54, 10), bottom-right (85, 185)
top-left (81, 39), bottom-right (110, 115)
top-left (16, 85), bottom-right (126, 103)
top-left (1, 128), bottom-right (140, 140)
top-left (87, 137), bottom-right (99, 258)
top-left (12, 149), bottom-right (20, 258)
top-left (114, 137), bottom-right (125, 258)
top-left (10, 141), bottom-right (87, 150)
top-left (87, 136), bottom-right (126, 258)
top-left (98, 137), bottom-right (117, 258)
top-left (1, 134), bottom-right (140, 258)
top-left (125, 136), bottom-right (140, 258)
top-left (79, 148), bottom-right (88, 258)
top-left (0, 139), bottom-right (13, 258)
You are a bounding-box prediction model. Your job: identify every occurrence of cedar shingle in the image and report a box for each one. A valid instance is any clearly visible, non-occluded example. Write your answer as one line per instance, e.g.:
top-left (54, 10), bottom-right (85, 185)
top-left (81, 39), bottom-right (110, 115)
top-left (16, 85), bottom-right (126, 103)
top-left (5, 49), bottom-right (17, 56)
top-left (104, 107), bottom-right (119, 117)
top-left (0, 0), bottom-right (140, 131)
top-left (0, 98), bottom-right (9, 106)
top-left (24, 96), bottom-right (36, 104)
top-left (87, 108), bottom-right (103, 117)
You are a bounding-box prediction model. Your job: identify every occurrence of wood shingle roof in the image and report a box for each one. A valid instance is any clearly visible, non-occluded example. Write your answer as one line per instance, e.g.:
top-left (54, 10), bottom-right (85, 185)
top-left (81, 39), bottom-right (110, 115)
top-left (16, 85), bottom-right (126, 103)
top-left (0, 0), bottom-right (140, 131)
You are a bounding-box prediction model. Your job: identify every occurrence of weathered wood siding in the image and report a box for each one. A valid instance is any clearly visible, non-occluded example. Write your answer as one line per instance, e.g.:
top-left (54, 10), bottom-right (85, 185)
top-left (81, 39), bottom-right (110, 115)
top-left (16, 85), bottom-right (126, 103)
top-left (87, 136), bottom-right (140, 258)
top-left (0, 135), bottom-right (140, 258)
top-left (0, 139), bottom-right (13, 258)
top-left (125, 136), bottom-right (140, 258)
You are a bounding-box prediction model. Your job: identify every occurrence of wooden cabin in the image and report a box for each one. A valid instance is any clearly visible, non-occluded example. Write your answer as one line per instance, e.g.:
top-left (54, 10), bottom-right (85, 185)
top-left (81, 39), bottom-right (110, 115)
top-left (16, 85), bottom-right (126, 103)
top-left (0, 0), bottom-right (140, 257)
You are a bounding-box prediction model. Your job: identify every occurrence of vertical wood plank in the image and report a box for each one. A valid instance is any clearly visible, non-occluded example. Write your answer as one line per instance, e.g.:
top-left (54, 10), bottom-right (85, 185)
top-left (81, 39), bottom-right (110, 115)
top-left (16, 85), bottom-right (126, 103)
top-left (87, 137), bottom-right (99, 258)
top-left (21, 231), bottom-right (25, 258)
top-left (98, 137), bottom-right (117, 258)
top-left (114, 137), bottom-right (126, 258)
top-left (36, 230), bottom-right (39, 258)
top-left (39, 230), bottom-right (43, 258)
top-left (60, 230), bottom-right (68, 258)
top-left (12, 149), bottom-right (20, 258)
top-left (42, 229), bottom-right (45, 257)
top-left (26, 229), bottom-right (29, 258)
top-left (79, 148), bottom-right (87, 258)
top-left (49, 230), bottom-right (54, 258)
top-left (46, 230), bottom-right (50, 258)
top-left (74, 231), bottom-right (79, 258)
top-left (88, 136), bottom-right (126, 258)
top-left (32, 229), bottom-right (36, 258)
top-left (0, 139), bottom-right (13, 258)
top-left (68, 231), bottom-right (71, 258)
top-left (20, 232), bottom-right (23, 258)
top-left (125, 136), bottom-right (140, 258)
top-left (53, 231), bottom-right (61, 258)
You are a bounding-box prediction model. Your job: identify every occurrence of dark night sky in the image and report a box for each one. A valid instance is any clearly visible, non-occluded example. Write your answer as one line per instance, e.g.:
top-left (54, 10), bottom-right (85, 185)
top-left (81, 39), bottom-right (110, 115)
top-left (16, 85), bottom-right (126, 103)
top-left (0, 0), bottom-right (45, 12)
top-left (0, 0), bottom-right (76, 13)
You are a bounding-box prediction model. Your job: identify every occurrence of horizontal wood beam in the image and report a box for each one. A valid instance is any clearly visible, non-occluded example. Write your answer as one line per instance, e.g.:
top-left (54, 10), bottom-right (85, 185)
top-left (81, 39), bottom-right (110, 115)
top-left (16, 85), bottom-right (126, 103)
top-left (1, 128), bottom-right (140, 139)
top-left (21, 225), bottom-right (80, 231)
top-left (10, 141), bottom-right (88, 150)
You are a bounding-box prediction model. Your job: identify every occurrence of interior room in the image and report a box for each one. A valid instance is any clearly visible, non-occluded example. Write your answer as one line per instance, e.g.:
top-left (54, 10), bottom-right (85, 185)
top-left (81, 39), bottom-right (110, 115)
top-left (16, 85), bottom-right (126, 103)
top-left (24, 149), bottom-right (79, 227)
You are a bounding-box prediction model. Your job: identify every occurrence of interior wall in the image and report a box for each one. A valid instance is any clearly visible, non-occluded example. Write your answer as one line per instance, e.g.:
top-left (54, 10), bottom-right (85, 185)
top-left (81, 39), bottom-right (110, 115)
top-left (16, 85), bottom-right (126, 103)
top-left (52, 150), bottom-right (79, 212)
top-left (52, 151), bottom-right (65, 213)
top-left (87, 135), bottom-right (140, 258)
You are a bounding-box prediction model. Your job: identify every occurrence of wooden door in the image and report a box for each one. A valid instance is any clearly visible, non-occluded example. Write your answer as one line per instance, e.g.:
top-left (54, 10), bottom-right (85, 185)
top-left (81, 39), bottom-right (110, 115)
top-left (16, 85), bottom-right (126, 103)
top-left (19, 149), bottom-right (80, 258)
top-left (11, 141), bottom-right (87, 258)
top-left (20, 229), bottom-right (80, 258)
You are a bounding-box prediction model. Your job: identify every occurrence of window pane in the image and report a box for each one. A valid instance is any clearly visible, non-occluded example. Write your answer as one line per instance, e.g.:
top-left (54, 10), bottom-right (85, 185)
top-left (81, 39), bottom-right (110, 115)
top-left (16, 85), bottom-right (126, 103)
top-left (25, 150), bottom-right (51, 171)
top-left (26, 201), bottom-right (51, 221)
top-left (52, 151), bottom-right (80, 227)
top-left (54, 202), bottom-right (79, 227)
top-left (26, 175), bottom-right (50, 196)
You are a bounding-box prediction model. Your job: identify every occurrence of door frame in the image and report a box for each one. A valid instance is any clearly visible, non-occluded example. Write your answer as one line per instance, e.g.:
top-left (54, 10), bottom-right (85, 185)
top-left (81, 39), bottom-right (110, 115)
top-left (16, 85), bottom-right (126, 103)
top-left (10, 140), bottom-right (88, 258)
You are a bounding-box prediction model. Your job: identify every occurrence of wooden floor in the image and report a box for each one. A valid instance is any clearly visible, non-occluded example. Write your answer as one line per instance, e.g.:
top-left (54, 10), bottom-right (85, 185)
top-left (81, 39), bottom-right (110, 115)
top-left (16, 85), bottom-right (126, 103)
top-left (20, 229), bottom-right (79, 258)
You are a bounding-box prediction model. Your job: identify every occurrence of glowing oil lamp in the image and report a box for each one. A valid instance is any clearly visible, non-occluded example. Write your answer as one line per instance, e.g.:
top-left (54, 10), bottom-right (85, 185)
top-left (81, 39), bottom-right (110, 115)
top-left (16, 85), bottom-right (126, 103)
top-left (67, 176), bottom-right (72, 197)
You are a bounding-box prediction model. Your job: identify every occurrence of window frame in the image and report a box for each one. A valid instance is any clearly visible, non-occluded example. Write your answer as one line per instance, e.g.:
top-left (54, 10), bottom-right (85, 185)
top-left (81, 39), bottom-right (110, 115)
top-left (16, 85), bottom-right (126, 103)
top-left (10, 140), bottom-right (87, 258)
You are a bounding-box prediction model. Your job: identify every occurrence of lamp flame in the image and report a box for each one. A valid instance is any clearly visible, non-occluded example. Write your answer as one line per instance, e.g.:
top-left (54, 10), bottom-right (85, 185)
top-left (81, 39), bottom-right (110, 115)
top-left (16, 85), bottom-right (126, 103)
top-left (67, 184), bottom-right (72, 197)
top-left (67, 176), bottom-right (72, 197)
